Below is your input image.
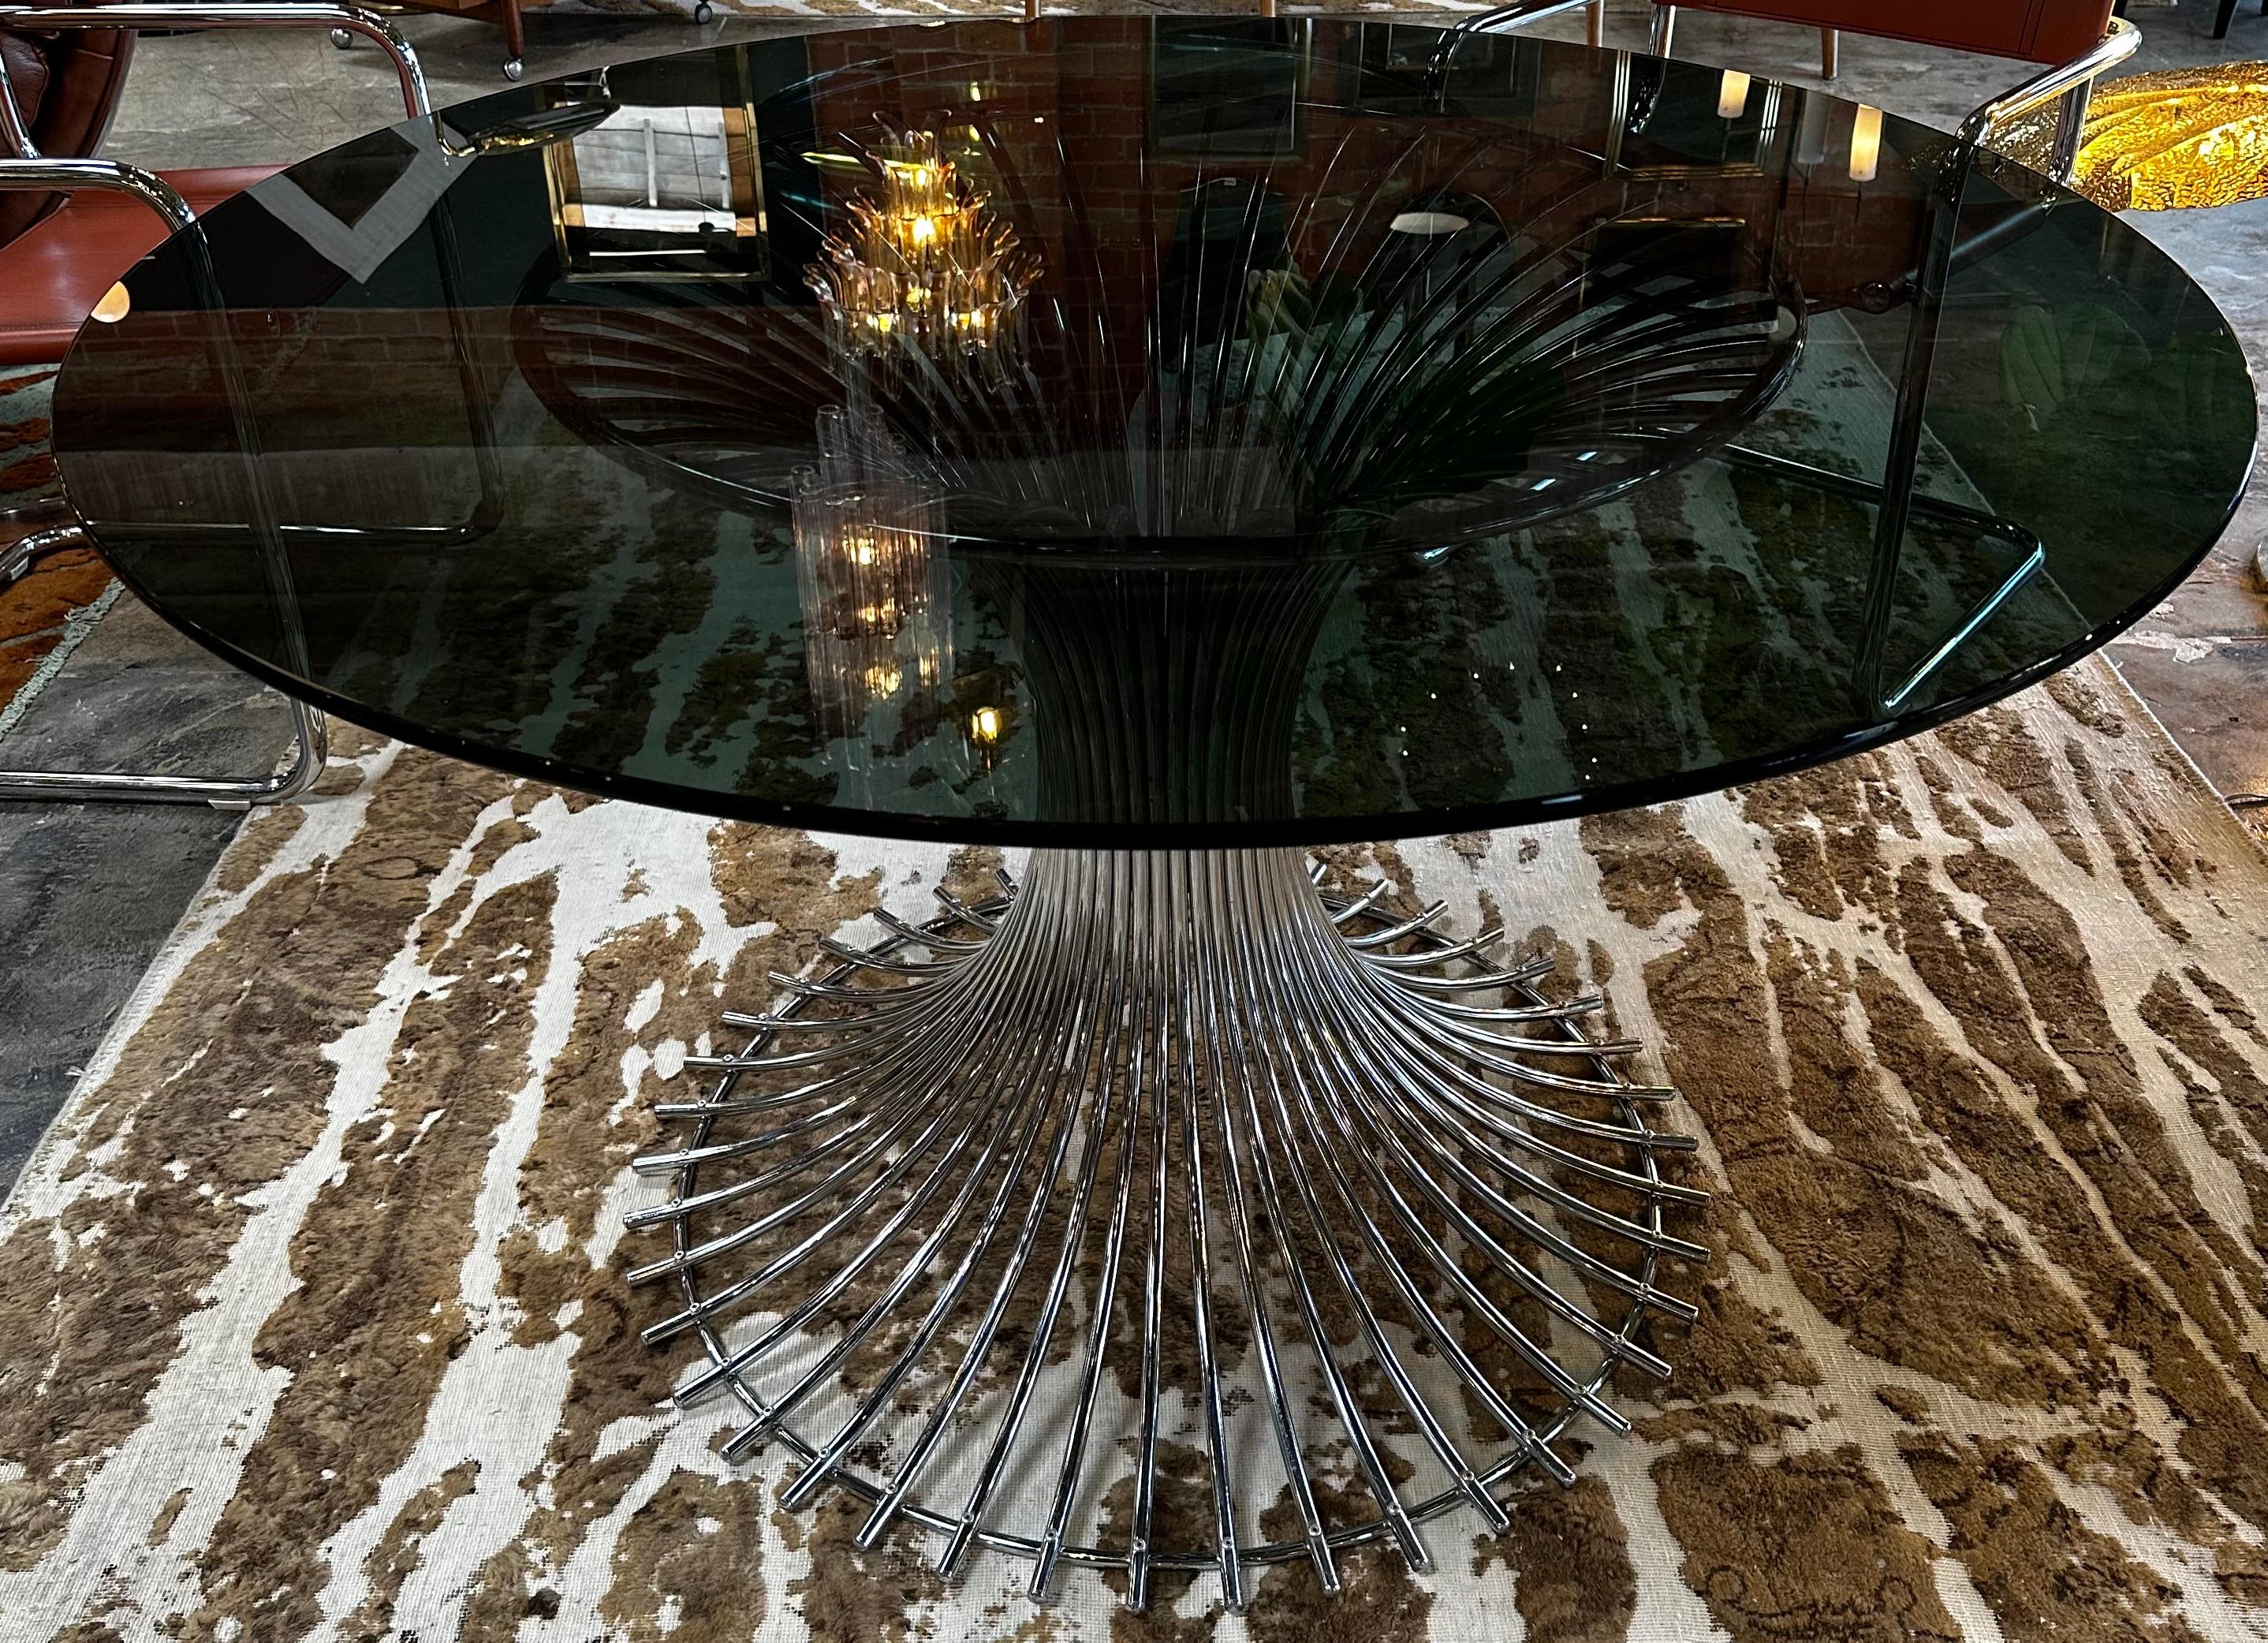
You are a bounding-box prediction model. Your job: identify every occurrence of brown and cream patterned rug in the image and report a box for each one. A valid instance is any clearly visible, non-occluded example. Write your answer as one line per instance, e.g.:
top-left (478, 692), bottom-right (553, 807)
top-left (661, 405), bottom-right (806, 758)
top-left (4, 650), bottom-right (2268, 1642)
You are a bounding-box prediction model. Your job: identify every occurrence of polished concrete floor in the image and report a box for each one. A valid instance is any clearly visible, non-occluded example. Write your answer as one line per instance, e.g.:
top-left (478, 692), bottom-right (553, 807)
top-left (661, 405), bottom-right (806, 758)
top-left (2, 0), bottom-right (2266, 1194)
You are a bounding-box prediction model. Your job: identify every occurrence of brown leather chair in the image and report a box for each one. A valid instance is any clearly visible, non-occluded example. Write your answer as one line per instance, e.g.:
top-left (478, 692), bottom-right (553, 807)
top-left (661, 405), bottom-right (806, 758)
top-left (0, 2), bottom-right (134, 251)
top-left (1, 6), bottom-right (427, 368)
top-left (0, 4), bottom-right (424, 805)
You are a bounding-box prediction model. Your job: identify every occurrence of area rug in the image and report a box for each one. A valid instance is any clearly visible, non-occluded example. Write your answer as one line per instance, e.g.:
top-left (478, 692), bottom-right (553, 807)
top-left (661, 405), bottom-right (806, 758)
top-left (2, 644), bottom-right (2266, 1643)
top-left (0, 365), bottom-right (116, 727)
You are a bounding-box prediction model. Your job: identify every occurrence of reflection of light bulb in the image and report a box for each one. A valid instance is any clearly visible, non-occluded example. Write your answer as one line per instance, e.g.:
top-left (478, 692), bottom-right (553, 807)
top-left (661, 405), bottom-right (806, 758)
top-left (970, 706), bottom-right (1002, 744)
top-left (1849, 104), bottom-right (1883, 182)
top-left (909, 214), bottom-right (938, 245)
top-left (864, 663), bottom-right (903, 697)
top-left (1718, 69), bottom-right (1751, 121)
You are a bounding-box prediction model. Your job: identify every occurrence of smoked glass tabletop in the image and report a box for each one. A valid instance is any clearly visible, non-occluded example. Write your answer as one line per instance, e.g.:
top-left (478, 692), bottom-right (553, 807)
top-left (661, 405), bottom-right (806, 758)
top-left (49, 17), bottom-right (2257, 845)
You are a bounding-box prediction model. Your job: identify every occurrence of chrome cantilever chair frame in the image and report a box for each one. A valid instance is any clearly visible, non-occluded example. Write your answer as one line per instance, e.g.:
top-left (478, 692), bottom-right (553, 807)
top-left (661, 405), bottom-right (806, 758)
top-left (1675, 17), bottom-right (2140, 715)
top-left (0, 4), bottom-right (428, 807)
top-left (1847, 17), bottom-right (2137, 714)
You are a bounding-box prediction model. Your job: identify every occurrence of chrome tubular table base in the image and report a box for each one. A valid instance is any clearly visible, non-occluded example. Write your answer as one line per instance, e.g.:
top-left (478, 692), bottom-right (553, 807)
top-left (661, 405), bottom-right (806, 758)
top-left (629, 846), bottom-right (1706, 1608)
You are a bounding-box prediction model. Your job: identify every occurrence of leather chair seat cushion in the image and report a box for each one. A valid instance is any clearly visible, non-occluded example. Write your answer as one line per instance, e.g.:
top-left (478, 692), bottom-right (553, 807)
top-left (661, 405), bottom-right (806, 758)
top-left (0, 166), bottom-right (277, 366)
top-left (2, 32), bottom-right (51, 126)
top-left (1657, 0), bottom-right (2119, 64)
top-left (1, 17), bottom-right (138, 248)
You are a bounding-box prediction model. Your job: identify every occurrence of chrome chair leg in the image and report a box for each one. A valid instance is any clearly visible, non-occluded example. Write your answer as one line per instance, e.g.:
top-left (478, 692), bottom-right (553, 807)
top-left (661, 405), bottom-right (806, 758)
top-left (1651, 3), bottom-right (1675, 57)
top-left (0, 696), bottom-right (329, 808)
top-left (0, 496), bottom-right (70, 530)
top-left (1, 519), bottom-right (86, 581)
top-left (2, 524), bottom-right (330, 809)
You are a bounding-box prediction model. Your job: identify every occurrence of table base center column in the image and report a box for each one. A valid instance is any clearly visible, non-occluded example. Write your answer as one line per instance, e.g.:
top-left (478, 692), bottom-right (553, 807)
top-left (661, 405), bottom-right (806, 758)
top-left (625, 847), bottom-right (1706, 1608)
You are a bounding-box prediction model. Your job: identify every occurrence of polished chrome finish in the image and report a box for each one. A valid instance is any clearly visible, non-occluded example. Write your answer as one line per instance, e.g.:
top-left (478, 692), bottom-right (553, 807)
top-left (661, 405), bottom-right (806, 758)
top-left (1961, 15), bottom-right (2138, 155)
top-left (0, 155), bottom-right (194, 230)
top-left (0, 159), bottom-right (327, 810)
top-left (0, 5), bottom-right (430, 118)
top-left (1649, 3), bottom-right (1674, 59)
top-left (2050, 75), bottom-right (2095, 184)
top-left (1841, 15), bottom-right (2138, 714)
top-left (1431, 0), bottom-right (1598, 101)
top-left (0, 496), bottom-right (72, 529)
top-left (629, 846), bottom-right (1703, 1607)
top-left (1, 522), bottom-right (91, 584)
top-left (0, 699), bottom-right (328, 808)
top-left (0, 479), bottom-right (330, 805)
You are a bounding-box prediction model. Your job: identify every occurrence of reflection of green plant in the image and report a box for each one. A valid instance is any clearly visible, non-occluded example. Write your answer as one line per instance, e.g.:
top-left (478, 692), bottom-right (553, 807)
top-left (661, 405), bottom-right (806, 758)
top-left (1998, 299), bottom-right (2253, 456)
top-left (2148, 331), bottom-right (2253, 450)
top-left (1999, 302), bottom-right (2150, 426)
top-left (1244, 265), bottom-right (1315, 354)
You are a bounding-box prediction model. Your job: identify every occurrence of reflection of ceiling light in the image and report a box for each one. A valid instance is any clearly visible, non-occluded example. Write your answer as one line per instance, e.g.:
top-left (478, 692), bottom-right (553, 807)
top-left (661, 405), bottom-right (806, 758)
top-left (970, 705), bottom-right (1002, 745)
top-left (1389, 210), bottom-right (1470, 236)
top-left (90, 282), bottom-right (130, 323)
top-left (792, 404), bottom-right (953, 755)
top-left (1848, 104), bottom-right (1883, 183)
top-left (808, 128), bottom-right (1035, 365)
top-left (1718, 69), bottom-right (1751, 121)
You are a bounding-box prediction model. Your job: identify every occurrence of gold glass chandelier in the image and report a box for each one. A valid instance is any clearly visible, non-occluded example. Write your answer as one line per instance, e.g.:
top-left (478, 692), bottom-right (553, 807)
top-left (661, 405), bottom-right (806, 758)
top-left (792, 405), bottom-right (953, 755)
top-left (807, 129), bottom-right (1036, 360)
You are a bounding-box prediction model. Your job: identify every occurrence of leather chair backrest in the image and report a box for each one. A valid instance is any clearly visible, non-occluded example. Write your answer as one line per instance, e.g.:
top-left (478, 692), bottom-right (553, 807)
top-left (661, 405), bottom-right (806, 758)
top-left (1654, 0), bottom-right (2118, 65)
top-left (0, 6), bottom-right (137, 250)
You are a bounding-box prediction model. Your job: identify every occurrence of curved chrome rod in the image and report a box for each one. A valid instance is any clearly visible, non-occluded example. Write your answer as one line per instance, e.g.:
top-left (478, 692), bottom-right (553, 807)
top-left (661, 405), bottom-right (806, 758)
top-left (1958, 13), bottom-right (2138, 163)
top-left (628, 847), bottom-right (1707, 1607)
top-left (0, 162), bottom-right (329, 808)
top-left (1427, 0), bottom-right (1595, 103)
top-left (0, 4), bottom-right (429, 118)
top-left (0, 154), bottom-right (192, 227)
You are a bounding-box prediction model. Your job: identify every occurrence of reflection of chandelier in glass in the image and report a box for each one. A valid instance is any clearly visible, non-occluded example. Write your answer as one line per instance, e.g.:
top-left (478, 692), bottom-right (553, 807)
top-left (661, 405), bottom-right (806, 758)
top-left (793, 406), bottom-right (953, 755)
top-left (806, 129), bottom-right (1035, 360)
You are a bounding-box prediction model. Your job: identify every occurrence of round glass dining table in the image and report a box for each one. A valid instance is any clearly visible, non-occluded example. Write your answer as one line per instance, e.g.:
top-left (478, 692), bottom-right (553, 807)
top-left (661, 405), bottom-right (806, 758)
top-left (48, 14), bottom-right (2257, 1608)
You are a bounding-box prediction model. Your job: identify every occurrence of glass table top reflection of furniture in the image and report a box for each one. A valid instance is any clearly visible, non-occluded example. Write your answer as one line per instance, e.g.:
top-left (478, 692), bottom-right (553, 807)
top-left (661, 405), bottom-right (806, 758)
top-left (50, 14), bottom-right (2256, 1608)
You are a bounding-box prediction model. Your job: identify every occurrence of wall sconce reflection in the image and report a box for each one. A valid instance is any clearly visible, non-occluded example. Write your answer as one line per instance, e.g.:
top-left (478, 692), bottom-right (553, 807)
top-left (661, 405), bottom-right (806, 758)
top-left (792, 405), bottom-right (954, 764)
top-left (1848, 103), bottom-right (1883, 182)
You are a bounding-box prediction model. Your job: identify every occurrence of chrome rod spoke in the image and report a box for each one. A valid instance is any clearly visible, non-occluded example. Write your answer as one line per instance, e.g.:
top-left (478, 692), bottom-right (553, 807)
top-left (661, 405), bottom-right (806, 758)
top-left (625, 848), bottom-right (1707, 1606)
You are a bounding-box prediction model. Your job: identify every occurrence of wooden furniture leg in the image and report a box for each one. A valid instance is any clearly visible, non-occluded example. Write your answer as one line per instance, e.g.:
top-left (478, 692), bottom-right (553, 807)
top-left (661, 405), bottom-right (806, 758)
top-left (1821, 26), bottom-right (1837, 77)
top-left (498, 0), bottom-right (524, 79)
top-left (1587, 0), bottom-right (1604, 47)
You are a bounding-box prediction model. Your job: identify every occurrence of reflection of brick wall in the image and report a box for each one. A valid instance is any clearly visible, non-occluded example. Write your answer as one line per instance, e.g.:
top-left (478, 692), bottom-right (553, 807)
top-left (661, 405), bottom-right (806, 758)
top-left (797, 18), bottom-right (1929, 375)
top-left (57, 22), bottom-right (1942, 511)
top-left (58, 308), bottom-right (524, 449)
top-left (54, 307), bottom-right (520, 533)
